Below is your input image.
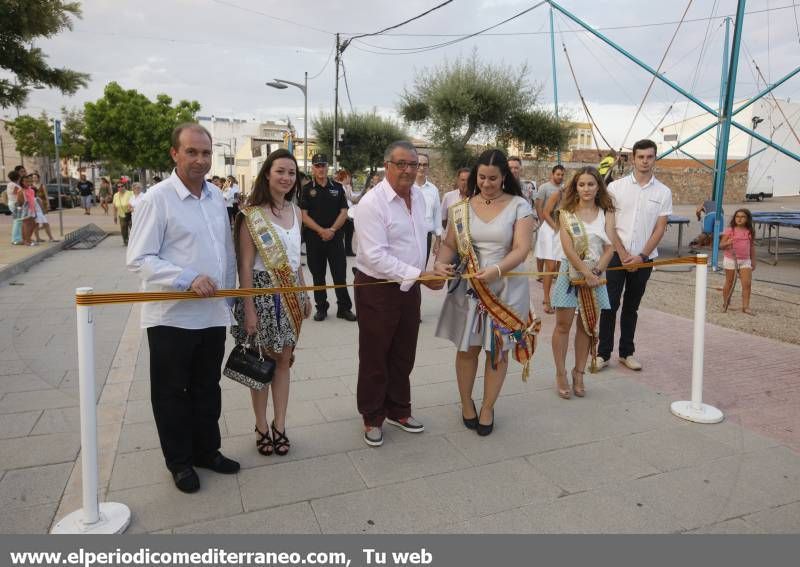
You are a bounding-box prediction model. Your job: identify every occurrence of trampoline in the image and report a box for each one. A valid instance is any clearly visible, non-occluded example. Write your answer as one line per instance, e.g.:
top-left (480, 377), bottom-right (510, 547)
top-left (751, 211), bottom-right (800, 264)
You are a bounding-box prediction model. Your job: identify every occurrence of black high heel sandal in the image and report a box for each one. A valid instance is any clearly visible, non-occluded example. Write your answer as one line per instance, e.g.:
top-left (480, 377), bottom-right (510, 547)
top-left (271, 421), bottom-right (291, 456)
top-left (462, 400), bottom-right (478, 430)
top-left (255, 425), bottom-right (273, 456)
top-left (476, 407), bottom-right (494, 437)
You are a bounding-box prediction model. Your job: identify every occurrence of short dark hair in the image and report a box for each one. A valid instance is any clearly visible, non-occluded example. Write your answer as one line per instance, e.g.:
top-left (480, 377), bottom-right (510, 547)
top-left (457, 167), bottom-right (470, 176)
top-left (171, 122), bottom-right (212, 150)
top-left (13, 165), bottom-right (25, 174)
top-left (507, 156), bottom-right (522, 165)
top-left (632, 139), bottom-right (657, 156)
top-left (383, 140), bottom-right (417, 162)
top-left (8, 171), bottom-right (20, 182)
top-left (552, 164), bottom-right (565, 173)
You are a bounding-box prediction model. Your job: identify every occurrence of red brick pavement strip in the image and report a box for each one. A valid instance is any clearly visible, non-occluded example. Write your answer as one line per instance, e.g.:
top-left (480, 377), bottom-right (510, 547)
top-left (526, 277), bottom-right (800, 453)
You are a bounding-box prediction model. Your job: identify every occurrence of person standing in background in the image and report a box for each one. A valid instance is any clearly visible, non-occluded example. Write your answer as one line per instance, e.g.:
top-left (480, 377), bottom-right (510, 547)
top-left (77, 173), bottom-right (95, 215)
top-left (112, 181), bottom-right (133, 246)
top-left (413, 153), bottom-right (442, 265)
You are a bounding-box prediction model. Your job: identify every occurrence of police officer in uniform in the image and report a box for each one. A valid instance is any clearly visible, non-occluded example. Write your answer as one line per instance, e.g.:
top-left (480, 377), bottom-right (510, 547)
top-left (299, 153), bottom-right (357, 322)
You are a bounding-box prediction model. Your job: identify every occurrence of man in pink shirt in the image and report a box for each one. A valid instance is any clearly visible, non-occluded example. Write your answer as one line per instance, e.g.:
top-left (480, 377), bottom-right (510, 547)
top-left (353, 141), bottom-right (444, 447)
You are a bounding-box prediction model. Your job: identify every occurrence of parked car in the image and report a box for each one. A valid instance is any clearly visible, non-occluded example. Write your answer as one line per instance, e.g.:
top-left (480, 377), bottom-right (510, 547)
top-left (46, 184), bottom-right (79, 210)
top-left (0, 183), bottom-right (10, 215)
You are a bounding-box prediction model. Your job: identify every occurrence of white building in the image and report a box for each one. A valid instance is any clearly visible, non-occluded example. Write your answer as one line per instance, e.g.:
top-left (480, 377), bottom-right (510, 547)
top-left (659, 98), bottom-right (800, 197)
top-left (197, 116), bottom-right (262, 179)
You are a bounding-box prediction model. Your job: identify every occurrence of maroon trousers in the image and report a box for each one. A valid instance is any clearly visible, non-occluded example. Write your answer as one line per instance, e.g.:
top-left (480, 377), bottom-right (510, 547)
top-left (354, 269), bottom-right (421, 427)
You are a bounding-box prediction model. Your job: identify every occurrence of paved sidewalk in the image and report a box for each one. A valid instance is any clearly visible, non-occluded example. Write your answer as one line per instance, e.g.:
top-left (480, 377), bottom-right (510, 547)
top-left (0, 239), bottom-right (798, 534)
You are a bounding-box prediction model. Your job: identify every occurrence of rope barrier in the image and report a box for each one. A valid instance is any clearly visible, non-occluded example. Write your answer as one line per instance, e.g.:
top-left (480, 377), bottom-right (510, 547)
top-left (75, 256), bottom-right (706, 306)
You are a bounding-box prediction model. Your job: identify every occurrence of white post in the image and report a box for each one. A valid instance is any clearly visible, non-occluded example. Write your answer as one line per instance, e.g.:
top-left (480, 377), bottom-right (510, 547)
top-left (52, 288), bottom-right (131, 534)
top-left (670, 255), bottom-right (724, 424)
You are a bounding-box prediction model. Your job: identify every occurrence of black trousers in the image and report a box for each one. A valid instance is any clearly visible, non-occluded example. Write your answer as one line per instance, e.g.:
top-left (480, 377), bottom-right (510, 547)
top-left (425, 232), bottom-right (433, 266)
top-left (598, 253), bottom-right (653, 360)
top-left (147, 325), bottom-right (226, 472)
top-left (343, 219), bottom-right (355, 255)
top-left (354, 270), bottom-right (421, 427)
top-left (305, 231), bottom-right (352, 312)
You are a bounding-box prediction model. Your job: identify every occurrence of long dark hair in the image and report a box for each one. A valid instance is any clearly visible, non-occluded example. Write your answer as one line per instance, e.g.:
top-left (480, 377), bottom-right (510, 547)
top-left (561, 166), bottom-right (615, 213)
top-left (235, 148), bottom-right (300, 254)
top-left (729, 208), bottom-right (755, 240)
top-left (466, 149), bottom-right (522, 198)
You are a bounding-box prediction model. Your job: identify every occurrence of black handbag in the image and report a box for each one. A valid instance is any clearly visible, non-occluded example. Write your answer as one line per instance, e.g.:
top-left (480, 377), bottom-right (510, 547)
top-left (223, 343), bottom-right (276, 391)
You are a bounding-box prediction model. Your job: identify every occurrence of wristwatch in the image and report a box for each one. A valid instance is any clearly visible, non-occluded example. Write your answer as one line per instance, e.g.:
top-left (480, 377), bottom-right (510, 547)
top-left (639, 253), bottom-right (648, 262)
top-left (591, 268), bottom-right (602, 276)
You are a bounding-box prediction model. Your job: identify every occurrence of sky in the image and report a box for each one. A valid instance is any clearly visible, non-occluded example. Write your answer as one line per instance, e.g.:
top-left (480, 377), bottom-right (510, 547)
top-left (7, 0), bottom-right (800, 150)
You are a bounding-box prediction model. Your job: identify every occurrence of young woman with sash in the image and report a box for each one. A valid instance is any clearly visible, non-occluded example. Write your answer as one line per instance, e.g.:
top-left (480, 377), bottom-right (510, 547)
top-left (550, 167), bottom-right (615, 399)
top-left (433, 149), bottom-right (538, 436)
top-left (232, 149), bottom-right (311, 457)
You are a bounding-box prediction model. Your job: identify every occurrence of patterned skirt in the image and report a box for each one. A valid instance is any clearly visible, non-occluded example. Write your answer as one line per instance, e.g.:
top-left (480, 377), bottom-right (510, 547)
top-left (231, 269), bottom-right (306, 353)
top-left (551, 261), bottom-right (611, 310)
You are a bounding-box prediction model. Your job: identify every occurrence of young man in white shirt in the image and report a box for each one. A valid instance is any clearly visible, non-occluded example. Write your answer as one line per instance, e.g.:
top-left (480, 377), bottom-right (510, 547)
top-left (440, 167), bottom-right (470, 232)
top-left (127, 123), bottom-right (239, 493)
top-left (413, 153), bottom-right (442, 265)
top-left (597, 139), bottom-right (672, 371)
top-left (353, 141), bottom-right (444, 447)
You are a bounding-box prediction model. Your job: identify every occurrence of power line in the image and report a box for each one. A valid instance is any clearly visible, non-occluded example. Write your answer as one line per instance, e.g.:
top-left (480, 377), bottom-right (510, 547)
top-left (351, 1), bottom-right (548, 55)
top-left (346, 0), bottom-right (454, 42)
top-left (309, 44), bottom-right (335, 80)
top-left (341, 61), bottom-right (354, 113)
top-left (210, 0), bottom-right (334, 35)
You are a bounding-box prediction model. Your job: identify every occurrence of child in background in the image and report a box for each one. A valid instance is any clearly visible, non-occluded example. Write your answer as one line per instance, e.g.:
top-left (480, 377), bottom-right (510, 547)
top-left (720, 208), bottom-right (756, 315)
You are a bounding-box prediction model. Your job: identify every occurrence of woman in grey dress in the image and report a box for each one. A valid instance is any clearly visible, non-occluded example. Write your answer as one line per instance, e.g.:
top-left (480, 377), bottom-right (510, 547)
top-left (433, 150), bottom-right (535, 436)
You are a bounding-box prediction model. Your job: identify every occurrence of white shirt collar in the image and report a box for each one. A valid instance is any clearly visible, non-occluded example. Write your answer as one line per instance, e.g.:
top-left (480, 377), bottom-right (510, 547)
top-left (170, 170), bottom-right (211, 201)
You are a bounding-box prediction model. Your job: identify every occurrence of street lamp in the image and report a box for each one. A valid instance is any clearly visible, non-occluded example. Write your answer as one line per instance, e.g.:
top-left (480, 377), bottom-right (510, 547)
top-left (267, 73), bottom-right (308, 173)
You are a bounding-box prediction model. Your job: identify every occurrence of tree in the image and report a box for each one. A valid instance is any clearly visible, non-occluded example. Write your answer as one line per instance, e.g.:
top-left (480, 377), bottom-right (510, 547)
top-left (84, 82), bottom-right (200, 171)
top-left (0, 0), bottom-right (89, 108)
top-left (312, 110), bottom-right (408, 174)
top-left (60, 107), bottom-right (93, 166)
top-left (7, 112), bottom-right (54, 159)
top-left (399, 53), bottom-right (571, 169)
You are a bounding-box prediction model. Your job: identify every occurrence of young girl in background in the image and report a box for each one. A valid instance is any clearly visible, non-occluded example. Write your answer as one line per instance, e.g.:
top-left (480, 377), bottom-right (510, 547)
top-left (720, 208), bottom-right (756, 315)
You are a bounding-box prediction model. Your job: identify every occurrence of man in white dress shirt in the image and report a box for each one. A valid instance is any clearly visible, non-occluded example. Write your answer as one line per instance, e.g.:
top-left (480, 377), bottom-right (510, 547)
top-left (597, 139), bottom-right (673, 372)
top-left (440, 167), bottom-right (470, 233)
top-left (353, 141), bottom-right (444, 447)
top-left (413, 153), bottom-right (442, 265)
top-left (127, 123), bottom-right (240, 493)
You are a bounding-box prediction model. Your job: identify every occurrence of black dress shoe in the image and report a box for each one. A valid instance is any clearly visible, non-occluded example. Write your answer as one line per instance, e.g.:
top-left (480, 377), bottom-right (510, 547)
top-left (313, 309), bottom-right (327, 321)
top-left (172, 467), bottom-right (200, 493)
top-left (462, 400), bottom-right (478, 430)
top-left (337, 310), bottom-right (357, 322)
top-left (193, 452), bottom-right (240, 474)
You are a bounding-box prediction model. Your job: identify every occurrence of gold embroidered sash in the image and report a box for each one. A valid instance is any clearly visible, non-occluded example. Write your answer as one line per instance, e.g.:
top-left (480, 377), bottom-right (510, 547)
top-left (450, 200), bottom-right (540, 381)
top-left (562, 210), bottom-right (601, 373)
top-left (243, 206), bottom-right (303, 339)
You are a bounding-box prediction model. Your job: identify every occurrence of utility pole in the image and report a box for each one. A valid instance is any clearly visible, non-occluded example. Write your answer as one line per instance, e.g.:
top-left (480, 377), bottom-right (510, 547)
top-left (333, 33), bottom-right (341, 172)
top-left (549, 5), bottom-right (561, 163)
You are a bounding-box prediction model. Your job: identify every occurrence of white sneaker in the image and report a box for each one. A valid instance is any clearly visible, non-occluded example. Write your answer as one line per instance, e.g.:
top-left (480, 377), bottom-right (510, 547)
top-left (593, 356), bottom-right (608, 370)
top-left (385, 416), bottom-right (425, 433)
top-left (619, 356), bottom-right (642, 371)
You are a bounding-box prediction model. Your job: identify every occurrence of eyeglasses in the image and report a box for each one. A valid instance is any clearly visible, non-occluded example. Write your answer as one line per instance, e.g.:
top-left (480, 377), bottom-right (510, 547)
top-left (418, 162), bottom-right (429, 168)
top-left (388, 160), bottom-right (419, 170)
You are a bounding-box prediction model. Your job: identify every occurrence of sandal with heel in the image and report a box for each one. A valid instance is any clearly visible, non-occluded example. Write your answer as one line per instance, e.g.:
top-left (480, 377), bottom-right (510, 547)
top-left (462, 400), bottom-right (478, 430)
top-left (271, 421), bottom-right (291, 456)
top-left (572, 369), bottom-right (585, 398)
top-left (555, 372), bottom-right (571, 399)
top-left (255, 425), bottom-right (273, 456)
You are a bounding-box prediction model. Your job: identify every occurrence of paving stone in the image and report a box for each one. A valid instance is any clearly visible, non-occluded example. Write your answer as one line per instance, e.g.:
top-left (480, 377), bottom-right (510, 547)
top-left (311, 478), bottom-right (455, 534)
top-left (0, 388), bottom-right (77, 414)
top-left (617, 425), bottom-right (737, 472)
top-left (743, 501), bottom-right (800, 534)
top-left (289, 377), bottom-right (352, 402)
top-left (0, 433), bottom-right (80, 470)
top-left (127, 379), bottom-right (150, 401)
top-left (0, 360), bottom-right (31, 377)
top-left (109, 448), bottom-right (168, 491)
top-left (117, 421), bottom-right (161, 454)
top-left (426, 458), bottom-right (562, 519)
top-left (0, 463), bottom-right (73, 509)
top-left (0, 373), bottom-right (54, 395)
top-left (223, 400), bottom-right (326, 438)
top-left (123, 399), bottom-right (154, 424)
top-left (239, 453), bottom-right (365, 511)
top-left (173, 502), bottom-right (321, 534)
top-left (0, 502), bottom-right (58, 534)
top-left (315, 395), bottom-right (358, 422)
top-left (688, 518), bottom-right (766, 534)
top-left (349, 434), bottom-right (470, 488)
top-left (526, 439), bottom-right (660, 493)
top-left (0, 411), bottom-right (41, 439)
top-left (696, 420), bottom-right (782, 453)
top-left (106, 472), bottom-right (243, 533)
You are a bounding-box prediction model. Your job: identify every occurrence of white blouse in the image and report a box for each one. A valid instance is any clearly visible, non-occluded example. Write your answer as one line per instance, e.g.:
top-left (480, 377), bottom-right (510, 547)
top-left (252, 203), bottom-right (302, 273)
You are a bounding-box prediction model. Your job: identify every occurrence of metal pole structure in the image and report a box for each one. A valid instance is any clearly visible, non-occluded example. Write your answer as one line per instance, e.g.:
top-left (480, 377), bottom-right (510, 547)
top-left (670, 256), bottom-right (724, 423)
top-left (657, 122), bottom-right (719, 160)
top-left (711, 16), bottom-right (732, 269)
top-left (710, 0), bottom-right (747, 271)
top-left (52, 289), bottom-right (131, 533)
top-left (549, 5), bottom-right (561, 163)
top-left (548, 0), bottom-right (720, 117)
top-left (304, 71), bottom-right (308, 174)
top-left (731, 120), bottom-right (800, 161)
top-left (333, 33), bottom-right (341, 172)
